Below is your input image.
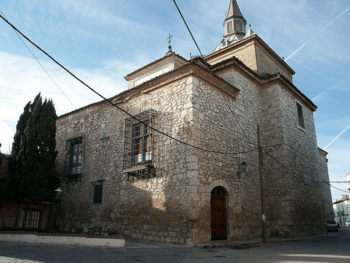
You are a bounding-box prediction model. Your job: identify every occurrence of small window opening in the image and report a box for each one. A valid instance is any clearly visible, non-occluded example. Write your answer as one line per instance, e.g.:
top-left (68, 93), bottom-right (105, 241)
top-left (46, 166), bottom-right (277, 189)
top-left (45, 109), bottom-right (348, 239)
top-left (92, 184), bottom-right (103, 204)
top-left (297, 103), bottom-right (305, 128)
top-left (68, 137), bottom-right (83, 175)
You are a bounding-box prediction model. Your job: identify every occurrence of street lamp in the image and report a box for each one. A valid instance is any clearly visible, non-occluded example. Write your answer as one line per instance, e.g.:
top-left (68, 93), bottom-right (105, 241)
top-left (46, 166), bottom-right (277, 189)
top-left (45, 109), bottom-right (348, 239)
top-left (53, 187), bottom-right (62, 232)
top-left (55, 187), bottom-right (62, 200)
top-left (237, 161), bottom-right (248, 177)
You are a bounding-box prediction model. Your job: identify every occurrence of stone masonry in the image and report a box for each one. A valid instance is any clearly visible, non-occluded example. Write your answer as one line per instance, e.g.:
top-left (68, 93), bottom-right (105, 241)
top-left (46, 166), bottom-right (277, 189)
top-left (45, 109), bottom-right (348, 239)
top-left (54, 1), bottom-right (333, 246)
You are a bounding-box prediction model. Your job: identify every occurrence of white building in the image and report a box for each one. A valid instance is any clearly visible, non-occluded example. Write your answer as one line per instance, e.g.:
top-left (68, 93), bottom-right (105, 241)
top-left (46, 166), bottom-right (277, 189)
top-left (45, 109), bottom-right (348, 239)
top-left (333, 196), bottom-right (350, 226)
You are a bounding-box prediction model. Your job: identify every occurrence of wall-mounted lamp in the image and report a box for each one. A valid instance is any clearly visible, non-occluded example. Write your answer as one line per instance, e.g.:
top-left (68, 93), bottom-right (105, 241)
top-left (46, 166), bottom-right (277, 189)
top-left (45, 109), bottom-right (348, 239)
top-left (237, 161), bottom-right (248, 177)
top-left (54, 187), bottom-right (62, 200)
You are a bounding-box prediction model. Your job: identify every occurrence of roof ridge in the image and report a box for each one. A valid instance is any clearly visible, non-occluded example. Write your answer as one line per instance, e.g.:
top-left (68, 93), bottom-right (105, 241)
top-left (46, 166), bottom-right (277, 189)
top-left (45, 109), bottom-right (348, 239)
top-left (124, 53), bottom-right (188, 79)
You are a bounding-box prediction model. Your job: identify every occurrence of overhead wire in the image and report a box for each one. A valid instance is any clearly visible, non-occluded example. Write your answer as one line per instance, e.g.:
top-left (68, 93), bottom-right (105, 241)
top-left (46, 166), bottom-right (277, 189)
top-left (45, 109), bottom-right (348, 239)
top-left (172, 0), bottom-right (256, 148)
top-left (0, 14), bottom-right (258, 156)
top-left (0, 11), bottom-right (77, 110)
top-left (262, 147), bottom-right (349, 192)
top-left (171, 1), bottom-right (348, 194)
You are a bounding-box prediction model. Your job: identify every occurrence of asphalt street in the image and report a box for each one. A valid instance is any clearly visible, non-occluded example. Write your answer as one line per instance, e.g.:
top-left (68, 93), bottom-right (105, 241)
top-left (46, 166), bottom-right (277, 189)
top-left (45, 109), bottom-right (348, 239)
top-left (0, 228), bottom-right (349, 263)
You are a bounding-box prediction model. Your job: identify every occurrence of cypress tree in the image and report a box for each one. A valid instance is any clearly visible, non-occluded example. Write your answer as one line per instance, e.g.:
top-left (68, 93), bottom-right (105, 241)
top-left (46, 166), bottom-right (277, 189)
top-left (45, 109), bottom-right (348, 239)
top-left (8, 93), bottom-right (58, 228)
top-left (8, 100), bottom-right (33, 226)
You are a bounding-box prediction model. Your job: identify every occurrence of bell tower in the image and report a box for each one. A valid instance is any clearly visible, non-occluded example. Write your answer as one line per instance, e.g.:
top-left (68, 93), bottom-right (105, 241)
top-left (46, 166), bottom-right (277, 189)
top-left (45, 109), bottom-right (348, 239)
top-left (214, 0), bottom-right (249, 52)
top-left (224, 0), bottom-right (247, 38)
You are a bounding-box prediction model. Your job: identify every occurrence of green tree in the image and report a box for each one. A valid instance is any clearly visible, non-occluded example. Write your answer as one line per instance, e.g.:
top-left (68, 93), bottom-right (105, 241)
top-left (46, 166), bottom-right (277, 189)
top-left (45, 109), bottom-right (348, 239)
top-left (8, 95), bottom-right (39, 227)
top-left (8, 93), bottom-right (57, 228)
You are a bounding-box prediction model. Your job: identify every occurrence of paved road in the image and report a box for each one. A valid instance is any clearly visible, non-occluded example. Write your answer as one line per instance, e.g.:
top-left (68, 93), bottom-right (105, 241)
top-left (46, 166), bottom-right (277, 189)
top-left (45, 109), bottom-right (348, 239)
top-left (0, 228), bottom-right (350, 263)
top-left (183, 228), bottom-right (350, 263)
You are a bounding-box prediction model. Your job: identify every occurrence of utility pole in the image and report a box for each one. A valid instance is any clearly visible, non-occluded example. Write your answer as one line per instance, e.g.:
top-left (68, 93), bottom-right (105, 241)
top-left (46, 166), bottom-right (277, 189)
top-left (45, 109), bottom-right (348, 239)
top-left (257, 124), bottom-right (267, 244)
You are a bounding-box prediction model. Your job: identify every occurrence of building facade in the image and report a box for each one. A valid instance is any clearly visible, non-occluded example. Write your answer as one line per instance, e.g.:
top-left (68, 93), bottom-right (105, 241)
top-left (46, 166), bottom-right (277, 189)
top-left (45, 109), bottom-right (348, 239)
top-left (333, 196), bottom-right (350, 227)
top-left (55, 0), bottom-right (333, 245)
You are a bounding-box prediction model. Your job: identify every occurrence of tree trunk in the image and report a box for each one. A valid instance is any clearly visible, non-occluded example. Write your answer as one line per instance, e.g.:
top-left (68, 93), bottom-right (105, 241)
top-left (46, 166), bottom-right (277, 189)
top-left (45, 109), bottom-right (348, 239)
top-left (14, 203), bottom-right (21, 227)
top-left (22, 204), bottom-right (29, 228)
top-left (0, 205), bottom-right (6, 228)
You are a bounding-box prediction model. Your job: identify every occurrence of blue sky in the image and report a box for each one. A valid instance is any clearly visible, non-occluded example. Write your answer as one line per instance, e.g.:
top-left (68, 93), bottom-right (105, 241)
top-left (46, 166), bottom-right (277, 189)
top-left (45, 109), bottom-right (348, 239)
top-left (0, 0), bottom-right (349, 200)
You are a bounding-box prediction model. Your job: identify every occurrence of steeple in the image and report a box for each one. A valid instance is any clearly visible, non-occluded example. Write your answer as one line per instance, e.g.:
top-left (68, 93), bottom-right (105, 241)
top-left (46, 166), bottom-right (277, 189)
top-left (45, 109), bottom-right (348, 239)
top-left (224, 0), bottom-right (247, 38)
top-left (213, 0), bottom-right (251, 52)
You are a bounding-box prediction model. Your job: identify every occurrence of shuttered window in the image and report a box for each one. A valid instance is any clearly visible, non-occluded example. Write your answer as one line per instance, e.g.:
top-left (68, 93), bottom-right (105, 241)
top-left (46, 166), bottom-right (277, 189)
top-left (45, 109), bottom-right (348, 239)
top-left (92, 184), bottom-right (103, 204)
top-left (227, 21), bottom-right (233, 34)
top-left (234, 20), bottom-right (242, 31)
top-left (297, 103), bottom-right (305, 128)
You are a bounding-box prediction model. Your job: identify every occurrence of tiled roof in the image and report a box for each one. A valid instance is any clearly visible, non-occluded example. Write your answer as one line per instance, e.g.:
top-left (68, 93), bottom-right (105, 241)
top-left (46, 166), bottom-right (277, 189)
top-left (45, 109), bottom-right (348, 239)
top-left (124, 53), bottom-right (187, 79)
top-left (58, 61), bottom-right (239, 119)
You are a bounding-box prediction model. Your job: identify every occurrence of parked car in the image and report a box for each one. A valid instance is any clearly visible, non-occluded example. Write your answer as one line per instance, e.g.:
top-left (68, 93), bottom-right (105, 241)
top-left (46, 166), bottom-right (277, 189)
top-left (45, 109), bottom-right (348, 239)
top-left (326, 219), bottom-right (338, 232)
top-left (345, 221), bottom-right (350, 227)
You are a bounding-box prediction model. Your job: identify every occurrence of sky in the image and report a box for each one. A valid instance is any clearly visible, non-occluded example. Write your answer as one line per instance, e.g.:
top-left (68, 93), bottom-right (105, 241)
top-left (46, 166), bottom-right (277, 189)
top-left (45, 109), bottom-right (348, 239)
top-left (0, 0), bottom-right (349, 200)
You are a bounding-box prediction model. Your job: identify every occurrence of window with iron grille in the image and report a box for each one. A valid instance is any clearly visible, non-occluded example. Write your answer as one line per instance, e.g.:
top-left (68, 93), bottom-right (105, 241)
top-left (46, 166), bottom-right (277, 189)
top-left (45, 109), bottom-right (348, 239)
top-left (92, 184), bottom-right (103, 204)
top-left (123, 110), bottom-right (157, 173)
top-left (68, 137), bottom-right (83, 175)
top-left (21, 209), bottom-right (41, 228)
top-left (296, 102), bottom-right (305, 129)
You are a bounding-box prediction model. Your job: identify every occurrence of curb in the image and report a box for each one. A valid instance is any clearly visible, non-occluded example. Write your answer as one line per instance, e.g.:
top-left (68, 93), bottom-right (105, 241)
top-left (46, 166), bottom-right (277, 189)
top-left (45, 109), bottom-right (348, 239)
top-left (195, 235), bottom-right (326, 249)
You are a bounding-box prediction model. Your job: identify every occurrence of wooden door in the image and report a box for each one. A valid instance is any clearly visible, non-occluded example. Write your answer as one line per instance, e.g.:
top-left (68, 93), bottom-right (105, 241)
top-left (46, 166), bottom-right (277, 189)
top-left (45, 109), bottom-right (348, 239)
top-left (211, 187), bottom-right (227, 240)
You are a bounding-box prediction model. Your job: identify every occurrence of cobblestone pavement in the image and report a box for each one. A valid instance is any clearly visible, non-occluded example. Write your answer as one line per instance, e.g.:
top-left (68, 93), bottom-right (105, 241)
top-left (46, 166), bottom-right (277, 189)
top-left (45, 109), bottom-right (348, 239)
top-left (1, 229), bottom-right (350, 263)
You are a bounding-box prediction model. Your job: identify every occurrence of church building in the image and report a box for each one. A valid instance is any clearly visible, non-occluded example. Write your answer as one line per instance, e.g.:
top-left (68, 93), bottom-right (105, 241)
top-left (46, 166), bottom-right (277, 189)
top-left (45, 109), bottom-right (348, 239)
top-left (55, 0), bottom-right (333, 245)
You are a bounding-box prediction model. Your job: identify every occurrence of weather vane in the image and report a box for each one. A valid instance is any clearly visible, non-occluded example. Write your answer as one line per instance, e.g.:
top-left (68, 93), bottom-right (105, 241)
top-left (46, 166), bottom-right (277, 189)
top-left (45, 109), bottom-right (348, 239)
top-left (167, 34), bottom-right (173, 49)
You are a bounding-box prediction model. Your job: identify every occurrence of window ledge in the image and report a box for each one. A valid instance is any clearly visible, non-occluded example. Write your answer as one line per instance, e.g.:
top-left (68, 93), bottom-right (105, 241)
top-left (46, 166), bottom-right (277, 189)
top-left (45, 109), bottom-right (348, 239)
top-left (123, 165), bottom-right (149, 173)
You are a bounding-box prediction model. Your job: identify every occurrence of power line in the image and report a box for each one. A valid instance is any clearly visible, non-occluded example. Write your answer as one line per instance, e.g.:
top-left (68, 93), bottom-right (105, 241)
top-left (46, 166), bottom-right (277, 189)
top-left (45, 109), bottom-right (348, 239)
top-left (262, 147), bottom-right (349, 192)
top-left (325, 182), bottom-right (349, 193)
top-left (172, 0), bottom-right (204, 58)
top-left (0, 14), bottom-right (258, 156)
top-left (0, 11), bottom-right (77, 110)
top-left (172, 0), bottom-right (256, 148)
top-left (171, 2), bottom-right (347, 193)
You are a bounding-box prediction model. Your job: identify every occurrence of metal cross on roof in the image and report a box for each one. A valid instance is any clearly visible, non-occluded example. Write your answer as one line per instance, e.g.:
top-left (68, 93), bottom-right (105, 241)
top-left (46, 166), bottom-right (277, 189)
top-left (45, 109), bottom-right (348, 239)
top-left (167, 34), bottom-right (173, 46)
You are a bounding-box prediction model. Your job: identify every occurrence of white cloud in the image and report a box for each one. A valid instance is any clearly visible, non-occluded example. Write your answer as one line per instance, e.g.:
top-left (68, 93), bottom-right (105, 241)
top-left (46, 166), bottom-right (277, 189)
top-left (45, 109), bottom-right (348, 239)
top-left (0, 119), bottom-right (15, 154)
top-left (0, 50), bottom-right (147, 128)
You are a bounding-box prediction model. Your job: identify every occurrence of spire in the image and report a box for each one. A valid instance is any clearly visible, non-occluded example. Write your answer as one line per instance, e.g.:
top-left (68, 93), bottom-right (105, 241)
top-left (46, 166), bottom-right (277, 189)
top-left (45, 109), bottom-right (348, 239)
top-left (225, 0), bottom-right (247, 22)
top-left (223, 0), bottom-right (247, 38)
top-left (226, 0), bottom-right (245, 21)
top-left (244, 25), bottom-right (255, 39)
top-left (214, 0), bottom-right (248, 52)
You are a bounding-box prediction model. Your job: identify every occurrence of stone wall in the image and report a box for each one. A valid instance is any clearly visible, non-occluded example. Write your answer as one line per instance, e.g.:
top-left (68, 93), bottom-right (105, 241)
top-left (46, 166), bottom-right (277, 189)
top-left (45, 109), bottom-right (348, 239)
top-left (56, 77), bottom-right (201, 245)
top-left (55, 55), bottom-right (332, 245)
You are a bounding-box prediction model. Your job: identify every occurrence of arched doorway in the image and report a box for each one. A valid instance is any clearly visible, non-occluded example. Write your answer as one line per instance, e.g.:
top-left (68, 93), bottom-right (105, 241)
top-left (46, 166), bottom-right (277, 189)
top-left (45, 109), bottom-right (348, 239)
top-left (211, 187), bottom-right (227, 240)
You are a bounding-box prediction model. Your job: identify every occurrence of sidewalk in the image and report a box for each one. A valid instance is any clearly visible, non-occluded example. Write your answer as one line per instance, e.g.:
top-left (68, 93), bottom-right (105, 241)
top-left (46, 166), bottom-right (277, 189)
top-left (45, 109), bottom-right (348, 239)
top-left (194, 235), bottom-right (326, 249)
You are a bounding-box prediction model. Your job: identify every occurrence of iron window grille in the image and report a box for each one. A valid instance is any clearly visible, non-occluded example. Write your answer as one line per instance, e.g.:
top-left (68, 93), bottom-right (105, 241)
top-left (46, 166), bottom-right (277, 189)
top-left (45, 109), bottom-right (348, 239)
top-left (92, 184), bottom-right (103, 204)
top-left (122, 110), bottom-right (158, 179)
top-left (21, 209), bottom-right (41, 228)
top-left (68, 136), bottom-right (83, 175)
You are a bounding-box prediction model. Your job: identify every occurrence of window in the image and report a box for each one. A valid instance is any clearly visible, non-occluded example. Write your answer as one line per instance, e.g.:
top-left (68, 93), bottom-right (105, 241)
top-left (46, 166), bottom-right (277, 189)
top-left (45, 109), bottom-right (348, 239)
top-left (123, 110), bottom-right (157, 173)
top-left (132, 122), bottom-right (152, 164)
top-left (21, 209), bottom-right (41, 228)
top-left (296, 103), bottom-right (305, 129)
top-left (234, 20), bottom-right (242, 32)
top-left (222, 39), bottom-right (227, 47)
top-left (227, 20), bottom-right (233, 34)
top-left (92, 184), bottom-right (103, 204)
top-left (68, 137), bottom-right (83, 175)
